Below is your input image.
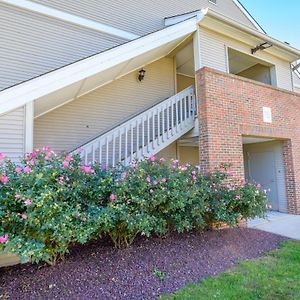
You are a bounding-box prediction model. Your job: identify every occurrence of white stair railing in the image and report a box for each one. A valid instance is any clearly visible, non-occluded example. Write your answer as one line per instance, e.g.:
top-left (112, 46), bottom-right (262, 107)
top-left (73, 86), bottom-right (196, 166)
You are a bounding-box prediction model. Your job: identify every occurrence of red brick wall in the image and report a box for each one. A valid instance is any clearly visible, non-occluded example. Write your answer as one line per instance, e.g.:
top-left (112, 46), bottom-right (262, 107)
top-left (196, 67), bottom-right (300, 214)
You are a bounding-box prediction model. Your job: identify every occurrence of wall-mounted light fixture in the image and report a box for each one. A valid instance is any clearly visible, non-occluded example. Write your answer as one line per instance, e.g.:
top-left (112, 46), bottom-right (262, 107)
top-left (138, 68), bottom-right (146, 82)
top-left (251, 42), bottom-right (273, 55)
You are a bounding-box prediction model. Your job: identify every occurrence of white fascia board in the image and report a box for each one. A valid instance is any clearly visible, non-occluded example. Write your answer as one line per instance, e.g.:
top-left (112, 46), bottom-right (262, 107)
top-left (232, 0), bottom-right (265, 33)
top-left (165, 10), bottom-right (204, 26)
top-left (0, 17), bottom-right (199, 116)
top-left (1, 0), bottom-right (139, 40)
top-left (201, 8), bottom-right (300, 61)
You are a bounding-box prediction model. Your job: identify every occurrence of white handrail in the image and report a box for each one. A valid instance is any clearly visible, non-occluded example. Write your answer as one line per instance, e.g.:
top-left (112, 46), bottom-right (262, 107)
top-left (73, 86), bottom-right (196, 166)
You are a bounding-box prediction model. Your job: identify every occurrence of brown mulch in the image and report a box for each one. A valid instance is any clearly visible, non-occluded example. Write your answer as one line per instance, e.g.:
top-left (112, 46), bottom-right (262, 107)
top-left (0, 228), bottom-right (287, 300)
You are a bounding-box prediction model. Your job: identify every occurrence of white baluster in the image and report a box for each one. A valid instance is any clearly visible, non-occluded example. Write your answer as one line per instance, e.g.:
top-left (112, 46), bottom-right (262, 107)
top-left (147, 112), bottom-right (150, 153)
top-left (106, 137), bottom-right (109, 166)
top-left (176, 96), bottom-right (179, 133)
top-left (152, 109), bottom-right (155, 150)
top-left (136, 119), bottom-right (139, 159)
top-left (130, 123), bottom-right (133, 162)
top-left (112, 133), bottom-right (116, 167)
top-left (99, 140), bottom-right (102, 164)
top-left (119, 129), bottom-right (122, 164)
top-left (157, 107), bottom-right (161, 145)
top-left (125, 126), bottom-right (128, 166)
top-left (142, 115), bottom-right (145, 157)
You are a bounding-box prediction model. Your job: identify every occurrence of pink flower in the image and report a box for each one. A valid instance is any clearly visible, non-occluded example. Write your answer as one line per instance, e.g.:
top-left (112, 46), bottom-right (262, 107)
top-left (256, 183), bottom-right (261, 189)
top-left (192, 170), bottom-right (197, 175)
top-left (235, 195), bottom-right (241, 200)
top-left (28, 152), bottom-right (37, 159)
top-left (0, 174), bottom-right (8, 185)
top-left (24, 166), bottom-right (32, 173)
top-left (15, 194), bottom-right (21, 199)
top-left (101, 165), bottom-right (107, 171)
top-left (81, 165), bottom-right (95, 174)
top-left (65, 155), bottom-right (73, 162)
top-left (109, 194), bottom-right (116, 201)
top-left (21, 214), bottom-right (28, 220)
top-left (192, 175), bottom-right (197, 181)
top-left (150, 189), bottom-right (154, 193)
top-left (153, 180), bottom-right (158, 186)
top-left (45, 156), bottom-right (50, 161)
top-left (146, 177), bottom-right (151, 183)
top-left (27, 159), bottom-right (35, 166)
top-left (0, 234), bottom-right (8, 244)
top-left (172, 159), bottom-right (179, 164)
top-left (161, 178), bottom-right (167, 183)
top-left (0, 153), bottom-right (4, 162)
top-left (63, 160), bottom-right (69, 168)
top-left (24, 199), bottom-right (32, 206)
top-left (160, 158), bottom-right (166, 162)
top-left (15, 167), bottom-right (22, 173)
top-left (149, 155), bottom-right (156, 162)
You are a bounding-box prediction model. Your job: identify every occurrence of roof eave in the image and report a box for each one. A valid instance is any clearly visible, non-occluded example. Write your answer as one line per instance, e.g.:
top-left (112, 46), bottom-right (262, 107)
top-left (200, 8), bottom-right (300, 62)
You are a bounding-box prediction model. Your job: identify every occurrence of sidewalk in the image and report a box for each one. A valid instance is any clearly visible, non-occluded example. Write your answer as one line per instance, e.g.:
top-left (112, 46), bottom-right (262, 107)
top-left (248, 211), bottom-right (300, 240)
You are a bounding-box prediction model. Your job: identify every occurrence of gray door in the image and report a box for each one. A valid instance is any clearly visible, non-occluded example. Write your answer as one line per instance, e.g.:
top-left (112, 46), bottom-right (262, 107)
top-left (248, 151), bottom-right (279, 211)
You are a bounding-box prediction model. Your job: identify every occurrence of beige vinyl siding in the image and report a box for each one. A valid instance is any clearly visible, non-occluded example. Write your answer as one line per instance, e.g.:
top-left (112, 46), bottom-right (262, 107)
top-left (237, 64), bottom-right (271, 85)
top-left (34, 58), bottom-right (175, 152)
top-left (0, 3), bottom-right (126, 91)
top-left (0, 107), bottom-right (25, 161)
top-left (199, 27), bottom-right (293, 91)
top-left (157, 142), bottom-right (177, 161)
top-left (179, 146), bottom-right (199, 165)
top-left (31, 0), bottom-right (256, 37)
top-left (177, 75), bottom-right (195, 92)
top-left (243, 141), bottom-right (288, 213)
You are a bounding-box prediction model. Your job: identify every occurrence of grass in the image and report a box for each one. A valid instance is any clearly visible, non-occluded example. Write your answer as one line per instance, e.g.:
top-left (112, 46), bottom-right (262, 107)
top-left (162, 241), bottom-right (300, 300)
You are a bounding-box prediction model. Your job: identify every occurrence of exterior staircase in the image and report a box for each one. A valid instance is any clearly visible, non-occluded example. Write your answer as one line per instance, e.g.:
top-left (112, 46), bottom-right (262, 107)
top-left (73, 86), bottom-right (196, 166)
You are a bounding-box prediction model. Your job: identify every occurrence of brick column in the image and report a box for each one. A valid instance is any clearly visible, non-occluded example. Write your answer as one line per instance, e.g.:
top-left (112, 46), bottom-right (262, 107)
top-left (196, 67), bottom-right (300, 214)
top-left (197, 68), bottom-right (245, 179)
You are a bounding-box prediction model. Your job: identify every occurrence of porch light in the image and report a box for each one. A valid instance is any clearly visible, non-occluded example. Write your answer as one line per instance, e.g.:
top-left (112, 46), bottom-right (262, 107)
top-left (138, 68), bottom-right (146, 81)
top-left (251, 42), bottom-right (273, 55)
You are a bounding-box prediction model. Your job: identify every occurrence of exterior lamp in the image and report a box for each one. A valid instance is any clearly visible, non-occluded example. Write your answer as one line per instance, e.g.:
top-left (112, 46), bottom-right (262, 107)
top-left (251, 42), bottom-right (273, 55)
top-left (138, 68), bottom-right (146, 81)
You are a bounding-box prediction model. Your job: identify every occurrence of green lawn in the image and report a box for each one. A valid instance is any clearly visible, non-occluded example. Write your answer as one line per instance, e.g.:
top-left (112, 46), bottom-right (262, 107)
top-left (162, 241), bottom-right (300, 300)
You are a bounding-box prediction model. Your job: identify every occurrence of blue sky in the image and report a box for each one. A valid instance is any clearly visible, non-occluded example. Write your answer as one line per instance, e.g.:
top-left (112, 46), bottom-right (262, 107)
top-left (239, 0), bottom-right (300, 49)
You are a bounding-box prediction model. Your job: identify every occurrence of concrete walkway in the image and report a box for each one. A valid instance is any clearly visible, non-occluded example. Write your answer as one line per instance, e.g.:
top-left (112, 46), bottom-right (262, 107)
top-left (248, 211), bottom-right (300, 240)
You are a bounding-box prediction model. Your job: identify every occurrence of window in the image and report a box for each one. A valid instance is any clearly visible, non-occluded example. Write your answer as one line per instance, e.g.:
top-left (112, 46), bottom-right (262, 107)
top-left (208, 0), bottom-right (217, 5)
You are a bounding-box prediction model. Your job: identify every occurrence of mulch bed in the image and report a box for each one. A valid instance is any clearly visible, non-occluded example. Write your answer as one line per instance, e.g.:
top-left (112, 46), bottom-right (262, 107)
top-left (0, 228), bottom-right (287, 300)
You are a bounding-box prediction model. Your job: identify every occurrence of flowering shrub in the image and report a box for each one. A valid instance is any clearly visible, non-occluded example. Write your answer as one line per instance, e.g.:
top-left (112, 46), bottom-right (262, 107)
top-left (0, 148), bottom-right (110, 265)
top-left (0, 150), bottom-right (267, 264)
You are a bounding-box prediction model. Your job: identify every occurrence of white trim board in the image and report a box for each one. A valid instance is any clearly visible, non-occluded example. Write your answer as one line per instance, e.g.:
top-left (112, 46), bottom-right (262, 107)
top-left (0, 0), bottom-right (139, 40)
top-left (0, 17), bottom-right (199, 116)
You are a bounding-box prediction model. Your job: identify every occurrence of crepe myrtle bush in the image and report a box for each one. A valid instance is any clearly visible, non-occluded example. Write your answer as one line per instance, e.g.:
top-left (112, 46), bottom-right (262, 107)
top-left (0, 150), bottom-right (267, 265)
